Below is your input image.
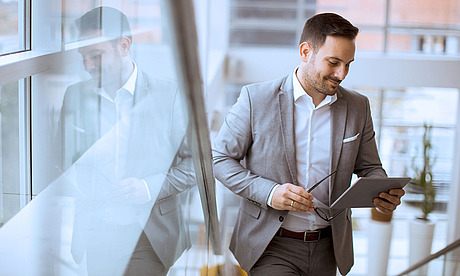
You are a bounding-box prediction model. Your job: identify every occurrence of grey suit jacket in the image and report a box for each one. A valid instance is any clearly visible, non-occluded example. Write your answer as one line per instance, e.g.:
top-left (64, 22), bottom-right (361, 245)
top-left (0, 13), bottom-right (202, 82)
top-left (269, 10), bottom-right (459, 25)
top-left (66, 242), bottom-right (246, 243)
top-left (60, 70), bottom-right (194, 270)
top-left (212, 73), bottom-right (386, 275)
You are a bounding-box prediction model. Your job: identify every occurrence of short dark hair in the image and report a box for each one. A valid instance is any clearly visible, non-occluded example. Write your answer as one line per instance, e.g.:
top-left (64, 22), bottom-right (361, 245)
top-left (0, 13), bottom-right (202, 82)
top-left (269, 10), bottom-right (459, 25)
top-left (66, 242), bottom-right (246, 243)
top-left (76, 6), bottom-right (132, 41)
top-left (299, 13), bottom-right (359, 50)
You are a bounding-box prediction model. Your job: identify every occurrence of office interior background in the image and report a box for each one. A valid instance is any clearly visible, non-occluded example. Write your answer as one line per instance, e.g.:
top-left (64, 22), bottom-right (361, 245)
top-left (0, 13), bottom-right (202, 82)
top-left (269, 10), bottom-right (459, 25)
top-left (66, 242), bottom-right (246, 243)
top-left (0, 0), bottom-right (459, 275)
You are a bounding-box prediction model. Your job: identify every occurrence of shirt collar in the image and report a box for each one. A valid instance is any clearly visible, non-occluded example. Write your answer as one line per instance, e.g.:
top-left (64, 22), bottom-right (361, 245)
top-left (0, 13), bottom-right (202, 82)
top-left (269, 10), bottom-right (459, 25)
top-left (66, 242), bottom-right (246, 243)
top-left (292, 67), bottom-right (337, 107)
top-left (94, 62), bottom-right (137, 100)
top-left (121, 62), bottom-right (137, 96)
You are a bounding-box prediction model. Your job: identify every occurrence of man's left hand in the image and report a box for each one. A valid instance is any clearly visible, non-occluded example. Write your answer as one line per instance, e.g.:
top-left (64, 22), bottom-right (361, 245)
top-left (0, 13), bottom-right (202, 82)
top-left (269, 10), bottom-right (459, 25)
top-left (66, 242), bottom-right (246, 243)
top-left (373, 188), bottom-right (405, 214)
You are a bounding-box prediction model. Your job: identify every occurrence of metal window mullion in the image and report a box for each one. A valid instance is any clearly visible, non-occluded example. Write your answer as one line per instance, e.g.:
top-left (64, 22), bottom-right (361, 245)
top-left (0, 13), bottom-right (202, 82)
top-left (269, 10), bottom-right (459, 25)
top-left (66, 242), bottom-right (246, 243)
top-left (165, 0), bottom-right (222, 255)
top-left (24, 0), bottom-right (31, 51)
top-left (296, 0), bottom-right (304, 44)
top-left (18, 77), bottom-right (32, 205)
top-left (383, 0), bottom-right (391, 53)
top-left (376, 89), bottom-right (384, 148)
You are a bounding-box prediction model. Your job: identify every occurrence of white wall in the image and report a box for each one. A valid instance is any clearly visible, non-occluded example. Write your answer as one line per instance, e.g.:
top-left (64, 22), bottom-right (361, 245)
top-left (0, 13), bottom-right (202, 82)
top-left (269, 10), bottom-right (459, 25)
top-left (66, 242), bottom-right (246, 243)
top-left (227, 47), bottom-right (460, 89)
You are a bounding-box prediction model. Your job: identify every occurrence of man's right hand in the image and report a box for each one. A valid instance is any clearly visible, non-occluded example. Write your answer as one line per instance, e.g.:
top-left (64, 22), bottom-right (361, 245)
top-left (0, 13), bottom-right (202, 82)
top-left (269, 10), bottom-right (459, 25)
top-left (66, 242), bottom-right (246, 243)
top-left (270, 183), bottom-right (315, 212)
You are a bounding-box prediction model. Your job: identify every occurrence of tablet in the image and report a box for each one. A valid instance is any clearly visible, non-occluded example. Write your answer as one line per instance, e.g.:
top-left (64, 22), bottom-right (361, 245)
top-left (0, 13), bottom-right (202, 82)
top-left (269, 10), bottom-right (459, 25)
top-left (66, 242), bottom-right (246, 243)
top-left (330, 177), bottom-right (411, 209)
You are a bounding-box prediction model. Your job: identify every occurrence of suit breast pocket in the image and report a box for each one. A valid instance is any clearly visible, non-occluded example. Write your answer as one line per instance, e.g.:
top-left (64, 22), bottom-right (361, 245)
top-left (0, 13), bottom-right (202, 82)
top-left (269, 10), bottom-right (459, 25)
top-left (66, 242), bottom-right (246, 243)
top-left (342, 133), bottom-right (360, 152)
top-left (343, 133), bottom-right (360, 144)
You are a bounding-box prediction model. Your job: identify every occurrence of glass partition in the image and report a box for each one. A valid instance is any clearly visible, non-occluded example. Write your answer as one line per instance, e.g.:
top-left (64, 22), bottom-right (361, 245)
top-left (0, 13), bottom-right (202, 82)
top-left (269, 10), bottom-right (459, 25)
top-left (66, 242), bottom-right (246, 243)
top-left (0, 0), bottom-right (220, 275)
top-left (229, 0), bottom-right (460, 55)
top-left (0, 80), bottom-right (23, 227)
top-left (0, 0), bottom-right (26, 55)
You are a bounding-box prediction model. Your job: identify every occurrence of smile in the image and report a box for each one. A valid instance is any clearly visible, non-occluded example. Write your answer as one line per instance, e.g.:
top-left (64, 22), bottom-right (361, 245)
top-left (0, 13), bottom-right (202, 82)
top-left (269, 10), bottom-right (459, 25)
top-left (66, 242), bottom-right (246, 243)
top-left (328, 79), bottom-right (340, 87)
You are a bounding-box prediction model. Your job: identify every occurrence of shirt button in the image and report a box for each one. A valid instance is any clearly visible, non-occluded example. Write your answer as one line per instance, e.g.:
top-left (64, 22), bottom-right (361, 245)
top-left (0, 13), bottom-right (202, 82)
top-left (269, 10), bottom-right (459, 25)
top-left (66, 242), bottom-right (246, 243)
top-left (279, 216), bottom-right (284, 222)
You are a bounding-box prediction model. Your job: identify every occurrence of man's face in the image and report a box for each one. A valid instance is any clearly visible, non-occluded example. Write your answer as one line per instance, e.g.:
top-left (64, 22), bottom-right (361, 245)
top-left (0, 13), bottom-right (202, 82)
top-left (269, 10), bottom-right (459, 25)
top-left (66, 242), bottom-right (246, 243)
top-left (78, 40), bottom-right (123, 89)
top-left (302, 36), bottom-right (355, 95)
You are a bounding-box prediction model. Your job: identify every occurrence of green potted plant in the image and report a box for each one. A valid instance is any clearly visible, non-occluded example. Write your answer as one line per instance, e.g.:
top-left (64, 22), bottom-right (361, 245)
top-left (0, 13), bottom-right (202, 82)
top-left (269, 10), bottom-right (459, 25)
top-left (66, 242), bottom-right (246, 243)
top-left (409, 123), bottom-right (436, 275)
top-left (411, 123), bottom-right (436, 221)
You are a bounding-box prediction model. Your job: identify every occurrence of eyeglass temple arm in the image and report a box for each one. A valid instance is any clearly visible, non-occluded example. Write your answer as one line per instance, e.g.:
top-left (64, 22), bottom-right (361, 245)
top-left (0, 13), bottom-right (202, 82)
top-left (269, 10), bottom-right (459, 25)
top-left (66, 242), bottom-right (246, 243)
top-left (307, 169), bottom-right (338, 193)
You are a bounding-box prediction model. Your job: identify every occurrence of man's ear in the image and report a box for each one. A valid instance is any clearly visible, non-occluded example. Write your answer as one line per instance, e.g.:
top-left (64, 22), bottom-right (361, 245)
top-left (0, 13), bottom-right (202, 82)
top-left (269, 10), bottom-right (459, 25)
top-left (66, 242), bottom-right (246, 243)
top-left (118, 37), bottom-right (131, 56)
top-left (299, 42), bottom-right (312, 62)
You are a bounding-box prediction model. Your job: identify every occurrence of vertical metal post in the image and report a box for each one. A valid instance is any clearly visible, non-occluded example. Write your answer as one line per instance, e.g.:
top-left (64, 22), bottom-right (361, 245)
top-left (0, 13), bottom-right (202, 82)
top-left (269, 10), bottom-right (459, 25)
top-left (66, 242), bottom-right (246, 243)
top-left (383, 0), bottom-right (391, 53)
top-left (165, 0), bottom-right (222, 255)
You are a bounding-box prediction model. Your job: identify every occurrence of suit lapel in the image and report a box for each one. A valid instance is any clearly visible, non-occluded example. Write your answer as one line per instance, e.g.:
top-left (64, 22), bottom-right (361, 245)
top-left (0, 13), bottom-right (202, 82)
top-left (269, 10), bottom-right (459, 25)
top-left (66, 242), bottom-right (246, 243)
top-left (330, 87), bottom-right (347, 199)
top-left (278, 74), bottom-right (297, 184)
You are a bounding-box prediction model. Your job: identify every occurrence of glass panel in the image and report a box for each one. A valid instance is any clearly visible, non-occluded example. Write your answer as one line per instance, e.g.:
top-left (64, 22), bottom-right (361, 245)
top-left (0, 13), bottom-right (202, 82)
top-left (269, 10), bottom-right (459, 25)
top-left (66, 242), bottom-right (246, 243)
top-left (388, 0), bottom-right (460, 55)
top-left (411, 255), bottom-right (445, 276)
top-left (316, 0), bottom-right (387, 26)
top-left (382, 88), bottom-right (458, 126)
top-left (444, 248), bottom-right (460, 275)
top-left (235, 0), bottom-right (297, 4)
top-left (63, 2), bottom-right (164, 47)
top-left (0, 0), bottom-right (25, 55)
top-left (0, 2), bottom-right (212, 275)
top-left (376, 88), bottom-right (458, 211)
top-left (356, 31), bottom-right (385, 52)
top-left (388, 31), bottom-right (458, 55)
top-left (389, 0), bottom-right (460, 28)
top-left (0, 80), bottom-right (21, 227)
top-left (232, 7), bottom-right (296, 20)
top-left (387, 32), bottom-right (418, 53)
top-left (230, 29), bottom-right (297, 46)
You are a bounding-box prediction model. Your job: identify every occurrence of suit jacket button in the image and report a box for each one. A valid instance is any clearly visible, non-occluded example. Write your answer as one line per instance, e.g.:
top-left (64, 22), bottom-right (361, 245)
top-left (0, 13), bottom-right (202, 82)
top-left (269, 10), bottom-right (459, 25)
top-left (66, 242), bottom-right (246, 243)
top-left (279, 216), bottom-right (284, 222)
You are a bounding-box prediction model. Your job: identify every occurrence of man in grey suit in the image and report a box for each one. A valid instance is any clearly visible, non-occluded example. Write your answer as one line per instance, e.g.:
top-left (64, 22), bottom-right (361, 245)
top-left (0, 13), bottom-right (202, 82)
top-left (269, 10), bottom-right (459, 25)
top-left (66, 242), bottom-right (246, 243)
top-left (213, 13), bottom-right (405, 275)
top-left (59, 7), bottom-right (194, 275)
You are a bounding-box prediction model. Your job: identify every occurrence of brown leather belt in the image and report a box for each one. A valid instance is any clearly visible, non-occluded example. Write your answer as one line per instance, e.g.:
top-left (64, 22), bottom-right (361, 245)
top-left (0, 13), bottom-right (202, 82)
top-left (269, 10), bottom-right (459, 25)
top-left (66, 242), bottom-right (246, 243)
top-left (276, 226), bottom-right (332, 242)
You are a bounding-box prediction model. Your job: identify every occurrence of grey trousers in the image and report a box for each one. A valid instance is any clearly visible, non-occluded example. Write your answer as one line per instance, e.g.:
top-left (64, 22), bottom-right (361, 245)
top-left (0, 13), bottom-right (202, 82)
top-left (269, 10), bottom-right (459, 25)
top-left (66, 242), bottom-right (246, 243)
top-left (249, 233), bottom-right (337, 276)
top-left (124, 231), bottom-right (167, 276)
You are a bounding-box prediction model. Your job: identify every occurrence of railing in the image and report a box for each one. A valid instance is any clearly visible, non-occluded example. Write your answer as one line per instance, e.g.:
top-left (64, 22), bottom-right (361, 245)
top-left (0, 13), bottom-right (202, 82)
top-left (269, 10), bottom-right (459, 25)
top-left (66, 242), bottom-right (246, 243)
top-left (396, 238), bottom-right (460, 276)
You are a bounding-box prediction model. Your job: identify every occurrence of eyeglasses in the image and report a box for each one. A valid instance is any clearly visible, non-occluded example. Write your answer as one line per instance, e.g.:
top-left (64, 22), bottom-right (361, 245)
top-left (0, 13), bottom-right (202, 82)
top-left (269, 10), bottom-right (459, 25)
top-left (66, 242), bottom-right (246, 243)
top-left (307, 170), bottom-right (345, 222)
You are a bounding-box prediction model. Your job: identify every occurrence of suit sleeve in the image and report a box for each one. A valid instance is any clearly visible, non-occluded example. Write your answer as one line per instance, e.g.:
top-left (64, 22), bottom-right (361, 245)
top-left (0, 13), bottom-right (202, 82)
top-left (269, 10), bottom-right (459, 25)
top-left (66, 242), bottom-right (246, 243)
top-left (144, 85), bottom-right (195, 202)
top-left (354, 97), bottom-right (387, 178)
top-left (212, 86), bottom-right (278, 210)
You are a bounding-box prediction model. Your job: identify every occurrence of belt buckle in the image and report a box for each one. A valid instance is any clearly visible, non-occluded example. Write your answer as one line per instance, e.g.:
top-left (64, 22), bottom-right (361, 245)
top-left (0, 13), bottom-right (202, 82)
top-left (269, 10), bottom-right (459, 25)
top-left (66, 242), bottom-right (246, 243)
top-left (303, 230), bottom-right (321, 242)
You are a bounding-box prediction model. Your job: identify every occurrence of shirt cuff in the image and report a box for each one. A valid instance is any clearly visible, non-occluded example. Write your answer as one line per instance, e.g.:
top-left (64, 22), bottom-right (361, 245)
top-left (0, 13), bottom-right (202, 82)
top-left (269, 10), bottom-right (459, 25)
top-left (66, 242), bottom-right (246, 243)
top-left (267, 184), bottom-right (280, 207)
top-left (142, 179), bottom-right (152, 202)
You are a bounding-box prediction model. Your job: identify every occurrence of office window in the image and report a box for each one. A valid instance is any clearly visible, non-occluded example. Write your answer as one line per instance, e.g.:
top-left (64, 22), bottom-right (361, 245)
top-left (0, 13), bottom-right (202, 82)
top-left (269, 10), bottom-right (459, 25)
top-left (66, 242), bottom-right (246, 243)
top-left (230, 0), bottom-right (314, 46)
top-left (0, 80), bottom-right (22, 227)
top-left (62, 1), bottom-right (165, 47)
top-left (229, 0), bottom-right (460, 55)
top-left (229, 0), bottom-right (387, 49)
top-left (359, 87), bottom-right (459, 207)
top-left (389, 0), bottom-right (460, 27)
top-left (22, 1), bottom-right (219, 274)
top-left (0, 0), bottom-right (26, 55)
top-left (388, 0), bottom-right (460, 55)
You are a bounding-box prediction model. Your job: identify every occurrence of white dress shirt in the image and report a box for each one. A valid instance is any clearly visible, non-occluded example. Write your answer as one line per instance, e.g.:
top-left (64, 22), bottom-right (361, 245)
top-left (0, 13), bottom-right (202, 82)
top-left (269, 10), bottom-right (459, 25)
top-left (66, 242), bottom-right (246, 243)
top-left (95, 64), bottom-right (137, 178)
top-left (93, 63), bottom-right (151, 199)
top-left (269, 68), bottom-right (337, 231)
top-left (96, 63), bottom-right (137, 138)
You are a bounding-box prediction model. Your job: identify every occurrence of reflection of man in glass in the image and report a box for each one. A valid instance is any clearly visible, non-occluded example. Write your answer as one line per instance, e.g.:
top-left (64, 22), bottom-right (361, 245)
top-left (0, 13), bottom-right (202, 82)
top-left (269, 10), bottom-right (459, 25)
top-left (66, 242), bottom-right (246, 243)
top-left (59, 6), bottom-right (195, 275)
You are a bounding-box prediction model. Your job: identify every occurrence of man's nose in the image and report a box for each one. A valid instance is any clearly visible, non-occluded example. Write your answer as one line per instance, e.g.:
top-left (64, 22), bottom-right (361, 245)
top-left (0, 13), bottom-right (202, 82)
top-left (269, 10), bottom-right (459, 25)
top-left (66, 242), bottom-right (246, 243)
top-left (334, 65), bottom-right (348, 80)
top-left (83, 59), bottom-right (94, 71)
